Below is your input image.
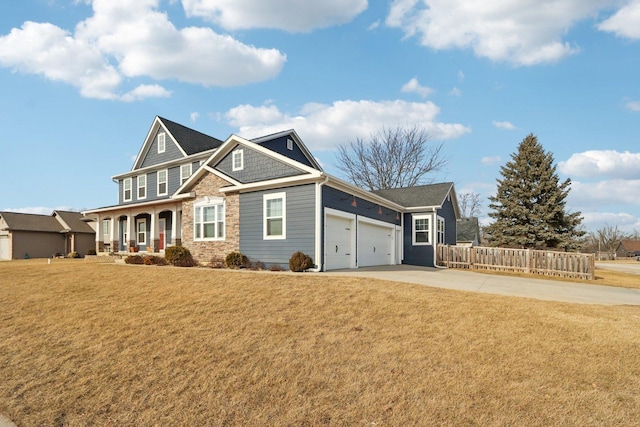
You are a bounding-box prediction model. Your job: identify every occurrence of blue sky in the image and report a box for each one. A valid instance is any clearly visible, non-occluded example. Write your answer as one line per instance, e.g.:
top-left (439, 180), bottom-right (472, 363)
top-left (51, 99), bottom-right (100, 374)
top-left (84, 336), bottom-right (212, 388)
top-left (1, 0), bottom-right (639, 234)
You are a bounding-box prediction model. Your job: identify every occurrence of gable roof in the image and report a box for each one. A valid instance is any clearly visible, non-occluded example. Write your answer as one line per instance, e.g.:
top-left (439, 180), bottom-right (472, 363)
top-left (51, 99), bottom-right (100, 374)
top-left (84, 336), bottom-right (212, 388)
top-left (53, 210), bottom-right (94, 233)
top-left (251, 129), bottom-right (323, 171)
top-left (0, 211), bottom-right (64, 233)
top-left (159, 116), bottom-right (224, 155)
top-left (457, 217), bottom-right (481, 243)
top-left (373, 182), bottom-right (456, 209)
top-left (618, 240), bottom-right (640, 252)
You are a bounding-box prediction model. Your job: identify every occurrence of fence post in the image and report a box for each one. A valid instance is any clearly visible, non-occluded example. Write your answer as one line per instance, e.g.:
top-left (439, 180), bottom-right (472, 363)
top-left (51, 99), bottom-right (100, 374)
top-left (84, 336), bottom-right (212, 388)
top-left (525, 249), bottom-right (530, 274)
top-left (470, 247), bottom-right (476, 270)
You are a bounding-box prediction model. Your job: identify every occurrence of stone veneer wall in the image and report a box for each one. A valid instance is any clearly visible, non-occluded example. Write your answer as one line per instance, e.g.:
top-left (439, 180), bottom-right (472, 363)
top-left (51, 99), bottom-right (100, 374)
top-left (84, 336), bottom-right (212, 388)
top-left (181, 173), bottom-right (240, 264)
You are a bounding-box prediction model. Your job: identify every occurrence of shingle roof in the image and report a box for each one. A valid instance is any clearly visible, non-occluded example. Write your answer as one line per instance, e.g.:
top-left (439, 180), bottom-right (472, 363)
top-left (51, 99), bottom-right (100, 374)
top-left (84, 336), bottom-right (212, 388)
top-left (53, 210), bottom-right (94, 234)
top-left (159, 116), bottom-right (223, 155)
top-left (0, 212), bottom-right (63, 233)
top-left (619, 240), bottom-right (640, 252)
top-left (373, 182), bottom-right (454, 208)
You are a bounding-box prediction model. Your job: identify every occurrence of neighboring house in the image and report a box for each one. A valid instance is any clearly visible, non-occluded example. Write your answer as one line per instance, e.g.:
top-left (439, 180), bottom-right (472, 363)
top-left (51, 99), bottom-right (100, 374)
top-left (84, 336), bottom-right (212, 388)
top-left (456, 217), bottom-right (482, 247)
top-left (83, 116), bottom-right (459, 270)
top-left (615, 240), bottom-right (640, 258)
top-left (0, 210), bottom-right (95, 260)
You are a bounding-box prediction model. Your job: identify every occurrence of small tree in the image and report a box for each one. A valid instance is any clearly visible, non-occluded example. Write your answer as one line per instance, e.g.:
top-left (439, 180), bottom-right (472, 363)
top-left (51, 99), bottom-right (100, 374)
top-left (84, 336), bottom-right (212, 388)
top-left (486, 134), bottom-right (584, 250)
top-left (458, 192), bottom-right (482, 218)
top-left (335, 125), bottom-right (446, 191)
top-left (590, 224), bottom-right (626, 259)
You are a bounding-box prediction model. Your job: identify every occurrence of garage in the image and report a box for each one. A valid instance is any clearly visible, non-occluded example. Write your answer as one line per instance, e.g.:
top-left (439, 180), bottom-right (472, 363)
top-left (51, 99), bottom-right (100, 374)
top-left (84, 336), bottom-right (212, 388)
top-left (0, 235), bottom-right (9, 260)
top-left (357, 220), bottom-right (394, 267)
top-left (324, 212), bottom-right (355, 270)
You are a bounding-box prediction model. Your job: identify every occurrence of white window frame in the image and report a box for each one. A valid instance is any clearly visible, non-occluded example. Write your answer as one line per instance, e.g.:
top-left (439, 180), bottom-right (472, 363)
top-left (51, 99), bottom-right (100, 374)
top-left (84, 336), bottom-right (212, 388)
top-left (157, 169), bottom-right (168, 196)
top-left (123, 178), bottom-right (132, 202)
top-left (180, 164), bottom-right (192, 185)
top-left (194, 198), bottom-right (225, 241)
top-left (137, 174), bottom-right (147, 200)
top-left (263, 192), bottom-right (286, 240)
top-left (286, 138), bottom-right (294, 150)
top-left (437, 216), bottom-right (445, 244)
top-left (232, 149), bottom-right (244, 171)
top-left (137, 219), bottom-right (147, 246)
top-left (412, 214), bottom-right (431, 245)
top-left (102, 219), bottom-right (110, 240)
top-left (157, 132), bottom-right (166, 153)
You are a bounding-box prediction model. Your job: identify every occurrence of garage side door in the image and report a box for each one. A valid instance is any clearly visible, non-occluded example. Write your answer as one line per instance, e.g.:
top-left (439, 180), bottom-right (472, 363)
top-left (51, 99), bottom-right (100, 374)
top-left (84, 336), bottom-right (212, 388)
top-left (0, 236), bottom-right (9, 260)
top-left (357, 221), bottom-right (393, 267)
top-left (325, 215), bottom-right (353, 270)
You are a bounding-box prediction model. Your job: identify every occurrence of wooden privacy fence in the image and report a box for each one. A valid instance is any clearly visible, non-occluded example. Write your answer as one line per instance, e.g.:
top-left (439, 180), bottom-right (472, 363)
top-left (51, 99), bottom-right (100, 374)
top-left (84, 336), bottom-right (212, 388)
top-left (436, 245), bottom-right (595, 280)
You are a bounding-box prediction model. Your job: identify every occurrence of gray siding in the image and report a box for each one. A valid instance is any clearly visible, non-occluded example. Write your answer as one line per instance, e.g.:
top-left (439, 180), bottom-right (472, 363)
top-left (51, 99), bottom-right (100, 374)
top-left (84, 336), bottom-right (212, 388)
top-left (117, 163), bottom-right (190, 205)
top-left (322, 186), bottom-right (401, 227)
top-left (216, 144), bottom-right (304, 183)
top-left (258, 136), bottom-right (317, 168)
top-left (239, 184), bottom-right (316, 268)
top-left (140, 129), bottom-right (185, 168)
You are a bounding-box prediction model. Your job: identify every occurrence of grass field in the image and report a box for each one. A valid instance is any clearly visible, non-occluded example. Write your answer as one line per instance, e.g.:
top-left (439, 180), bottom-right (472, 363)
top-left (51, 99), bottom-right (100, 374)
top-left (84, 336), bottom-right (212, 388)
top-left (1, 259), bottom-right (640, 426)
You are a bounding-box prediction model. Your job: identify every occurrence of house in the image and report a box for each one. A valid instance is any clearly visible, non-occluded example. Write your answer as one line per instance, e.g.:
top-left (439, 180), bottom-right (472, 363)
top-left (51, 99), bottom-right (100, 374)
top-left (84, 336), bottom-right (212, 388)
top-left (83, 116), bottom-right (459, 270)
top-left (456, 217), bottom-right (482, 247)
top-left (615, 240), bottom-right (640, 258)
top-left (0, 210), bottom-right (95, 260)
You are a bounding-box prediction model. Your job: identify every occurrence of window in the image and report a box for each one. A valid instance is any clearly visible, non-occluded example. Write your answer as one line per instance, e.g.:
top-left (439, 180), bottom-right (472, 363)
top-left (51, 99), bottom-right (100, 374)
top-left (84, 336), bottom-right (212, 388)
top-left (412, 215), bottom-right (430, 245)
top-left (137, 219), bottom-right (147, 245)
top-left (194, 199), bottom-right (225, 240)
top-left (157, 169), bottom-right (168, 196)
top-left (123, 178), bottom-right (132, 202)
top-left (232, 149), bottom-right (243, 171)
top-left (137, 174), bottom-right (147, 199)
top-left (286, 138), bottom-right (294, 150)
top-left (102, 219), bottom-right (110, 240)
top-left (157, 132), bottom-right (165, 153)
top-left (437, 216), bottom-right (445, 244)
top-left (264, 192), bottom-right (286, 239)
top-left (180, 164), bottom-right (192, 185)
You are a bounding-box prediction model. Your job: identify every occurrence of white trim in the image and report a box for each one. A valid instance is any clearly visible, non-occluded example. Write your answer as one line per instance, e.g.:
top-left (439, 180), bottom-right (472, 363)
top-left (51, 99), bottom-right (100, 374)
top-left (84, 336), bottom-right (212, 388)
top-left (136, 218), bottom-right (147, 246)
top-left (232, 148), bottom-right (244, 171)
top-left (286, 138), bottom-right (293, 150)
top-left (193, 197), bottom-right (225, 241)
top-left (180, 163), bottom-right (192, 185)
top-left (157, 132), bottom-right (166, 153)
top-left (123, 177), bottom-right (132, 202)
top-left (137, 174), bottom-right (147, 200)
top-left (157, 169), bottom-right (168, 196)
top-left (437, 215), bottom-right (445, 244)
top-left (218, 174), bottom-right (321, 194)
top-left (324, 208), bottom-right (357, 270)
top-left (263, 192), bottom-right (286, 240)
top-left (412, 213), bottom-right (432, 246)
top-left (114, 150), bottom-right (214, 180)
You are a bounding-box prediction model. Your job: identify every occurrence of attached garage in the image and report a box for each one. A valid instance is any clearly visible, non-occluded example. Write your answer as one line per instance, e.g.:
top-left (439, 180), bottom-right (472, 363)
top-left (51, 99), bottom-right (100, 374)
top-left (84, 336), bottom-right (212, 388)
top-left (324, 211), bottom-right (355, 270)
top-left (357, 219), bottom-right (395, 267)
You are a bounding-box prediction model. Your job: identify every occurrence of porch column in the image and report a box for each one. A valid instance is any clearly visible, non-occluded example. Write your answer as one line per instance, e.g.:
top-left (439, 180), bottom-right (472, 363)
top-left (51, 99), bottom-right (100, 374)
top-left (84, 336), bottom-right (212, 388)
top-left (150, 209), bottom-right (157, 253)
top-left (171, 206), bottom-right (179, 246)
top-left (127, 213), bottom-right (136, 251)
top-left (109, 216), bottom-right (117, 252)
top-left (95, 213), bottom-right (102, 253)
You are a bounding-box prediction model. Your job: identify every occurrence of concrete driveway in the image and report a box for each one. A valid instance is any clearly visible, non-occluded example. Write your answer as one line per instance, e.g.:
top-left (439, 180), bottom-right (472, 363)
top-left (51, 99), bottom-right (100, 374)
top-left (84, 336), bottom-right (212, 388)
top-left (596, 261), bottom-right (640, 276)
top-left (324, 265), bottom-right (640, 306)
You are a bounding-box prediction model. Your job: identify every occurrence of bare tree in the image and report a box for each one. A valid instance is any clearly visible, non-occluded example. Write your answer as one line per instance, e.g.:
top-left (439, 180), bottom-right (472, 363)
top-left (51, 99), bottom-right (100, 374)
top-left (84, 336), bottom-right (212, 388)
top-left (334, 125), bottom-right (446, 191)
top-left (590, 224), bottom-right (627, 259)
top-left (458, 192), bottom-right (482, 218)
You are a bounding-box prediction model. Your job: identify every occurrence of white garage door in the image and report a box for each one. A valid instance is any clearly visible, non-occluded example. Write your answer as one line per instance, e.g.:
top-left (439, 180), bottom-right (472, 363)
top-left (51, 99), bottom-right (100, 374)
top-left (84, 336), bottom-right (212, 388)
top-left (357, 221), bottom-right (393, 267)
top-left (0, 236), bottom-right (9, 260)
top-left (325, 214), bottom-right (354, 270)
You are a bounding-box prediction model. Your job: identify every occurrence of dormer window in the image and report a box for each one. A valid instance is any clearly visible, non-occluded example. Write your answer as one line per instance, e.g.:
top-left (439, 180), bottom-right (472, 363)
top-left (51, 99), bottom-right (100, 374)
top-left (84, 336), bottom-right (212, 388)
top-left (287, 138), bottom-right (294, 150)
top-left (232, 149), bottom-right (244, 171)
top-left (157, 132), bottom-right (166, 153)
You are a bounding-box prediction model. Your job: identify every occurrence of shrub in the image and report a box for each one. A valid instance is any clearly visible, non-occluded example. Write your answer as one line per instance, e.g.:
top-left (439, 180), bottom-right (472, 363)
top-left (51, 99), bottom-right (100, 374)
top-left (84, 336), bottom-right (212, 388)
top-left (225, 251), bottom-right (248, 269)
top-left (269, 264), bottom-right (285, 272)
top-left (87, 249), bottom-right (97, 256)
top-left (125, 255), bottom-right (144, 264)
top-left (164, 246), bottom-right (196, 267)
top-left (143, 255), bottom-right (167, 266)
top-left (289, 251), bottom-right (314, 272)
top-left (247, 259), bottom-right (265, 270)
top-left (208, 255), bottom-right (225, 269)
top-left (67, 251), bottom-right (80, 259)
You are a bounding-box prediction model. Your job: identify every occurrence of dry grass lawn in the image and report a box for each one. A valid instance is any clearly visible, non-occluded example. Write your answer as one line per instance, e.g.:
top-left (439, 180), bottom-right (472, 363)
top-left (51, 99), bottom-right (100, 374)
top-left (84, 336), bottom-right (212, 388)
top-left (1, 259), bottom-right (640, 426)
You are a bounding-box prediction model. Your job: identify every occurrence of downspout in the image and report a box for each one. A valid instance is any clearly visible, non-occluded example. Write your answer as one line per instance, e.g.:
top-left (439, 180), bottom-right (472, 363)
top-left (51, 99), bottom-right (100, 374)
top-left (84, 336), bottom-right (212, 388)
top-left (311, 174), bottom-right (330, 272)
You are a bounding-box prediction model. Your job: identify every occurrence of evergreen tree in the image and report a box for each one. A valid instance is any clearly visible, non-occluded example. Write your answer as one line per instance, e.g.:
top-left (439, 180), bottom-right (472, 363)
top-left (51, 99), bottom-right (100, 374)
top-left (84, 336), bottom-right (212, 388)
top-left (486, 134), bottom-right (584, 250)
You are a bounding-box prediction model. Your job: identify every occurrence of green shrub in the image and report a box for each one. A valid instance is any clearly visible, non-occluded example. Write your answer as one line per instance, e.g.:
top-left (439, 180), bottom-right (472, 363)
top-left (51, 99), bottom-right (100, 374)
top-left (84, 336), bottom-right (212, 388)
top-left (289, 251), bottom-right (314, 272)
top-left (125, 255), bottom-right (144, 264)
top-left (164, 246), bottom-right (196, 267)
top-left (87, 249), bottom-right (97, 256)
top-left (225, 251), bottom-right (248, 269)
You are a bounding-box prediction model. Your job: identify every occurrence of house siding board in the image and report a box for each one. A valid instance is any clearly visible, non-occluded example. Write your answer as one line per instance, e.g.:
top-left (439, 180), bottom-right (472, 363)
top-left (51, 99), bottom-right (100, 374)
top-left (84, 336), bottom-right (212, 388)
top-left (12, 230), bottom-right (65, 259)
top-left (239, 184), bottom-right (316, 268)
top-left (117, 165), bottom-right (183, 205)
top-left (322, 186), bottom-right (400, 227)
top-left (140, 128), bottom-right (184, 168)
top-left (215, 144), bottom-right (304, 183)
top-left (402, 212), bottom-right (434, 267)
top-left (440, 195), bottom-right (458, 245)
top-left (258, 136), bottom-right (315, 168)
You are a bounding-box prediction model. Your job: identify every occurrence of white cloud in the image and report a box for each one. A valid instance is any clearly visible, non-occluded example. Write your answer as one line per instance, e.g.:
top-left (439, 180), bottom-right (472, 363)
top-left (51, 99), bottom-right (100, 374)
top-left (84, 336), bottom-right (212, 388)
top-left (449, 87), bottom-right (462, 97)
top-left (386, 0), bottom-right (610, 66)
top-left (0, 0), bottom-right (286, 100)
top-left (224, 99), bottom-right (470, 151)
top-left (181, 0), bottom-right (368, 32)
top-left (401, 77), bottom-right (433, 97)
top-left (597, 0), bottom-right (640, 39)
top-left (493, 120), bottom-right (517, 130)
top-left (368, 20), bottom-right (381, 31)
top-left (1, 206), bottom-right (76, 215)
top-left (580, 211), bottom-right (640, 233)
top-left (190, 112), bottom-right (200, 122)
top-left (559, 150), bottom-right (640, 179)
top-left (481, 156), bottom-right (502, 166)
top-left (625, 100), bottom-right (640, 111)
top-left (569, 179), bottom-right (640, 206)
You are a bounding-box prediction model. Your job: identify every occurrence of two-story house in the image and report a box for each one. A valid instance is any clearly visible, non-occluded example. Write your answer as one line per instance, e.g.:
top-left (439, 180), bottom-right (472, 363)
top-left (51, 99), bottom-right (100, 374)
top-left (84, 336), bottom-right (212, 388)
top-left (83, 116), bottom-right (459, 270)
